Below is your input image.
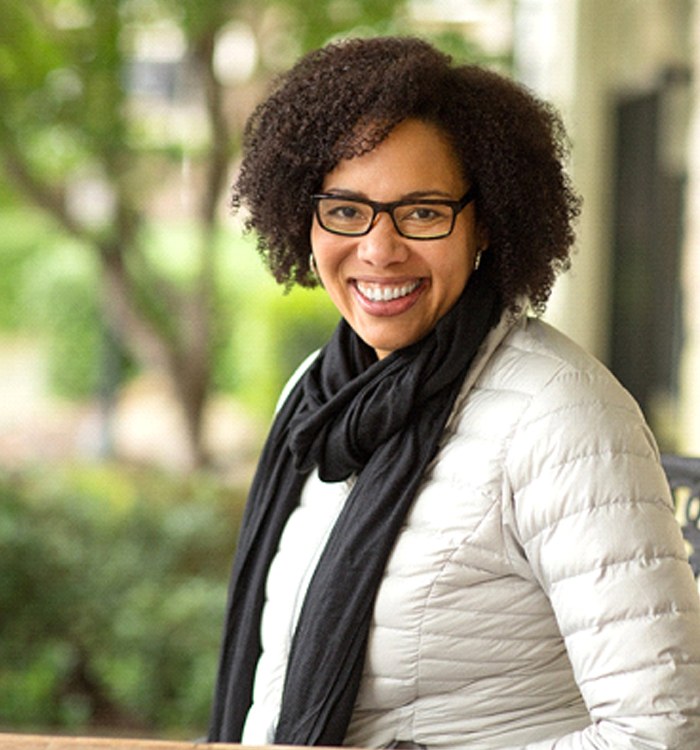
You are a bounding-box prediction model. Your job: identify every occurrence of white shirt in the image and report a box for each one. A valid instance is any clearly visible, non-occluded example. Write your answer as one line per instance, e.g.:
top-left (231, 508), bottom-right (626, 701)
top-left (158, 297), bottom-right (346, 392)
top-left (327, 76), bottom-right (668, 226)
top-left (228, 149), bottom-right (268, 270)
top-left (241, 469), bottom-right (348, 744)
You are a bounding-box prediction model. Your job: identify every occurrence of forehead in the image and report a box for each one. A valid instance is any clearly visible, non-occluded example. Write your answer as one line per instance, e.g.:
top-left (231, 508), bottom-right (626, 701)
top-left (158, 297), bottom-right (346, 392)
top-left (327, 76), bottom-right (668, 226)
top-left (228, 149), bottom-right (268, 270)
top-left (322, 118), bottom-right (464, 195)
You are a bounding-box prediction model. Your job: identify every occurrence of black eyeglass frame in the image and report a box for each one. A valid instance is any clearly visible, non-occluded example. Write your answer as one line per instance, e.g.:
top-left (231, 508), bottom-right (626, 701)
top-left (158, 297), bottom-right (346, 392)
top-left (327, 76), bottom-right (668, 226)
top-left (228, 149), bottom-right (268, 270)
top-left (311, 185), bottom-right (478, 240)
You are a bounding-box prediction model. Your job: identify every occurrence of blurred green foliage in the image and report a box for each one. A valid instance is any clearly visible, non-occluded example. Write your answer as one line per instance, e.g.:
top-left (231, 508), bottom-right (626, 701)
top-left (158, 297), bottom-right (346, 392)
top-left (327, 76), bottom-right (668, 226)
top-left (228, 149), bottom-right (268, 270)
top-left (0, 0), bottom-right (414, 463)
top-left (0, 464), bottom-right (245, 735)
top-left (29, 239), bottom-right (107, 399)
top-left (0, 207), bottom-right (337, 415)
top-left (0, 0), bottom-right (500, 434)
top-left (230, 274), bottom-right (339, 414)
top-left (0, 208), bottom-right (56, 332)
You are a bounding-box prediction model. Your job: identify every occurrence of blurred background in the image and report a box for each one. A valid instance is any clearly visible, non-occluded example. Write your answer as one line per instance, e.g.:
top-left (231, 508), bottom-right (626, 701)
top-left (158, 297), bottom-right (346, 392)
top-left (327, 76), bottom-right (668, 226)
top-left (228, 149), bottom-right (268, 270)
top-left (1, 0), bottom-right (699, 741)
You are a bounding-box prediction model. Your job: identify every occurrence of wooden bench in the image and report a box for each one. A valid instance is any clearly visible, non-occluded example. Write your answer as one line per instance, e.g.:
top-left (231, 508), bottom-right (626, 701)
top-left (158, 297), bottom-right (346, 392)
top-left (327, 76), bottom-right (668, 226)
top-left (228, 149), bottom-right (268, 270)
top-left (0, 734), bottom-right (279, 749)
top-left (0, 734), bottom-right (236, 749)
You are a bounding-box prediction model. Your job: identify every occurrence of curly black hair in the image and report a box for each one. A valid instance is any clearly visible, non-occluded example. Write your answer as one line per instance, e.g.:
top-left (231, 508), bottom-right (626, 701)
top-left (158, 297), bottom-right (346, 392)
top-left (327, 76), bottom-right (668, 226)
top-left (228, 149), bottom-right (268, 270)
top-left (233, 36), bottom-right (581, 313)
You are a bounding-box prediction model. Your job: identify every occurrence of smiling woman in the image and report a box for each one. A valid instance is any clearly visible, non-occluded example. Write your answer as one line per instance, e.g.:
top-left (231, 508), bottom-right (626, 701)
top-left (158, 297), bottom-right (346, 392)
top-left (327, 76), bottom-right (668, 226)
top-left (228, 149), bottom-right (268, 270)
top-left (310, 119), bottom-right (482, 359)
top-left (209, 36), bottom-right (700, 750)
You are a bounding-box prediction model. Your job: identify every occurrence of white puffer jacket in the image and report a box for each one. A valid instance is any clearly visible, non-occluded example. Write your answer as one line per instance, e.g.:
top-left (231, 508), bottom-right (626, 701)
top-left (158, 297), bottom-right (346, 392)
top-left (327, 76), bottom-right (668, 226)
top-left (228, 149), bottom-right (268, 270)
top-left (244, 314), bottom-right (700, 750)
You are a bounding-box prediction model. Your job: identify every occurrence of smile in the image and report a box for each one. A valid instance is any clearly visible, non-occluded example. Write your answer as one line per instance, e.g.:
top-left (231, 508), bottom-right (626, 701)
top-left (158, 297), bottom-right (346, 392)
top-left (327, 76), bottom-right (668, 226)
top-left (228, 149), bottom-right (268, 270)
top-left (355, 280), bottom-right (422, 302)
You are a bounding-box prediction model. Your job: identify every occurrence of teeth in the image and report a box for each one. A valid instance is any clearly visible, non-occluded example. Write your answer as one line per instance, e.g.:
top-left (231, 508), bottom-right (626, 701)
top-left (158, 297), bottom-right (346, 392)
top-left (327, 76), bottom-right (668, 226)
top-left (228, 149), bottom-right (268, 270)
top-left (356, 280), bottom-right (421, 302)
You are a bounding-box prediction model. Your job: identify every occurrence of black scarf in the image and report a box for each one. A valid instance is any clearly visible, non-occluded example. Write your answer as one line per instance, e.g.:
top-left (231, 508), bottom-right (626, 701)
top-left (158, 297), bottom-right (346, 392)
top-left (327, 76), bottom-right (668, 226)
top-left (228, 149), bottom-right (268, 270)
top-left (208, 273), bottom-right (500, 746)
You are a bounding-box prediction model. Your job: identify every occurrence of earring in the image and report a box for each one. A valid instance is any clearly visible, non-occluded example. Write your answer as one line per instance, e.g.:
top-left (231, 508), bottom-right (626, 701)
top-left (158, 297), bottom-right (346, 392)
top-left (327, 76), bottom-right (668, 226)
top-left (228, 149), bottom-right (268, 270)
top-left (474, 250), bottom-right (483, 271)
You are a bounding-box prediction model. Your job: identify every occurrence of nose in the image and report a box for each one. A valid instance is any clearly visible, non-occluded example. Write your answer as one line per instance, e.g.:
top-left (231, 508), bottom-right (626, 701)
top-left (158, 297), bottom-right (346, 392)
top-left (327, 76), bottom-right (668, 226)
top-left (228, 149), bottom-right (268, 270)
top-left (356, 212), bottom-right (409, 266)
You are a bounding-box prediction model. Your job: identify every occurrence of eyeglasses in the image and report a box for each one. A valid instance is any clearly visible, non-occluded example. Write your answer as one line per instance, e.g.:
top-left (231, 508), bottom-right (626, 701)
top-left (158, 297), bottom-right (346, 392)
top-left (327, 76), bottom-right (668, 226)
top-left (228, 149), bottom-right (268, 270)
top-left (312, 186), bottom-right (477, 240)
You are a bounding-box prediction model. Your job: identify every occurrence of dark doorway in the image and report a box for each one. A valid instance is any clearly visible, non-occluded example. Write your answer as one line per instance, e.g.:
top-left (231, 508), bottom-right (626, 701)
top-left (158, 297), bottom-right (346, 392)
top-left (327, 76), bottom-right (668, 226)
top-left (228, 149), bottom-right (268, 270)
top-left (609, 68), bottom-right (689, 448)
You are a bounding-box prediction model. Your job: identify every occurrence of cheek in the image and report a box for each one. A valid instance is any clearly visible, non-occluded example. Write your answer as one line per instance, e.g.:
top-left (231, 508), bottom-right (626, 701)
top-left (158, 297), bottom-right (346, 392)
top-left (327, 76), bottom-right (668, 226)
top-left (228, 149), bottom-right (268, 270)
top-left (435, 234), bottom-right (474, 282)
top-left (310, 222), bottom-right (331, 262)
top-left (311, 225), bottom-right (348, 274)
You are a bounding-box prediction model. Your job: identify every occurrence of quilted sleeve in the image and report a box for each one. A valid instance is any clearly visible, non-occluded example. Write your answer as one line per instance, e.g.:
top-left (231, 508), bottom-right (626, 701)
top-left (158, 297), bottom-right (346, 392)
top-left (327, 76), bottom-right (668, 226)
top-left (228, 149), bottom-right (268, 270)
top-left (506, 366), bottom-right (700, 749)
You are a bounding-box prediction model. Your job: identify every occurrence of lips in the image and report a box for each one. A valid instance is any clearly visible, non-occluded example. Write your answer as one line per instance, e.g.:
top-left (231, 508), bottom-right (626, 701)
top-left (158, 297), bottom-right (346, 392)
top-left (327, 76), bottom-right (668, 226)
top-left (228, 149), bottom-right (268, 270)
top-left (350, 278), bottom-right (426, 318)
top-left (355, 279), bottom-right (422, 302)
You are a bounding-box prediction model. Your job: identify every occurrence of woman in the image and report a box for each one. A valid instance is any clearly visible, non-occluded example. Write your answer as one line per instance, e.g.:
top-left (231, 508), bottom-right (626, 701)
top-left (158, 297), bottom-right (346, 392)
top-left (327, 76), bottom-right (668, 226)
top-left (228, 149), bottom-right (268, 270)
top-left (209, 37), bottom-right (700, 749)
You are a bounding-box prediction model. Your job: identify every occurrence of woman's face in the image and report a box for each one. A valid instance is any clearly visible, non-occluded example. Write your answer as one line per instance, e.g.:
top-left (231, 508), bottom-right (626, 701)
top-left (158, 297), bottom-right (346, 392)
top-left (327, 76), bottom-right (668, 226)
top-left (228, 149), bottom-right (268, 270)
top-left (311, 118), bottom-right (484, 359)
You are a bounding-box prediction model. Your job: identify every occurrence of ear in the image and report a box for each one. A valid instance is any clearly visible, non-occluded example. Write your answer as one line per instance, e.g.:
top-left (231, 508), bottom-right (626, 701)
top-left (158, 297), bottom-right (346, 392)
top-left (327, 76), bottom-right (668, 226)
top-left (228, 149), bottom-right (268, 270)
top-left (476, 222), bottom-right (490, 252)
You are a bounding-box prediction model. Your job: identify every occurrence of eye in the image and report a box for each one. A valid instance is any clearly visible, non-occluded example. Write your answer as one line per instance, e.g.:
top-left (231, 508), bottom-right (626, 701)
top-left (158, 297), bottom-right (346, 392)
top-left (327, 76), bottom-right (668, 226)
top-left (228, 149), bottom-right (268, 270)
top-left (397, 203), bottom-right (451, 224)
top-left (329, 204), bottom-right (363, 220)
top-left (408, 206), bottom-right (441, 221)
top-left (318, 198), bottom-right (372, 227)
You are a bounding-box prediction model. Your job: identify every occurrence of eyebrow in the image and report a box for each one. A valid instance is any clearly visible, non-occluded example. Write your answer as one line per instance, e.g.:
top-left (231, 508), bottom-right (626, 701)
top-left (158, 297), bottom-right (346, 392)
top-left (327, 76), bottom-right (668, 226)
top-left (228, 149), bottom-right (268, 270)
top-left (321, 188), bottom-right (458, 201)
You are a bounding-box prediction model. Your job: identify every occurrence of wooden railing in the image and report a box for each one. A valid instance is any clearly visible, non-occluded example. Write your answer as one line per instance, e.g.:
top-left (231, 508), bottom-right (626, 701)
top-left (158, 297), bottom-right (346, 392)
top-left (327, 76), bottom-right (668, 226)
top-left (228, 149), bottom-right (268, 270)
top-left (0, 734), bottom-right (243, 749)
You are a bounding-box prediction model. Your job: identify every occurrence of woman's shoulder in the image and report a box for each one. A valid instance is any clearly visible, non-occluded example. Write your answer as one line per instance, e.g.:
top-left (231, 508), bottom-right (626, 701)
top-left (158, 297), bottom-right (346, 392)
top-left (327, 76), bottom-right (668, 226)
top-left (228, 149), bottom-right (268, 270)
top-left (482, 317), bottom-right (665, 499)
top-left (459, 315), bottom-right (662, 490)
top-left (482, 316), bottom-right (641, 415)
top-left (442, 313), bottom-right (647, 465)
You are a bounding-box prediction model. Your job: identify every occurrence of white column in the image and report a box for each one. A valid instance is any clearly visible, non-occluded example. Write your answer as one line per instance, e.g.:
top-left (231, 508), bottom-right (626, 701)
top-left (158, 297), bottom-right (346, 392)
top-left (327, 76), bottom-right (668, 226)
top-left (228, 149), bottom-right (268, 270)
top-left (513, 0), bottom-right (613, 359)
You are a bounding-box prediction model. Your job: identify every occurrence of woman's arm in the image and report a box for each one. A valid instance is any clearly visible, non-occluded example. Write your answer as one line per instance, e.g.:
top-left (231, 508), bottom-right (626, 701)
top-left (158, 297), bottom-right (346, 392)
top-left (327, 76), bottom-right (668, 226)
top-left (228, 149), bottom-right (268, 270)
top-left (508, 368), bottom-right (700, 749)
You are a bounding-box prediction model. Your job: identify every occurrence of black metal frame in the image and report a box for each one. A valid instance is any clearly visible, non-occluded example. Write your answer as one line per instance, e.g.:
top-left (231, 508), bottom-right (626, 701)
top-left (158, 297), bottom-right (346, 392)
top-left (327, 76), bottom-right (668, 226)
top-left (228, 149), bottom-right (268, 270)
top-left (661, 454), bottom-right (700, 578)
